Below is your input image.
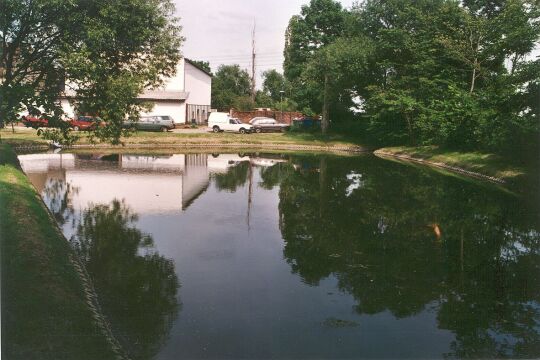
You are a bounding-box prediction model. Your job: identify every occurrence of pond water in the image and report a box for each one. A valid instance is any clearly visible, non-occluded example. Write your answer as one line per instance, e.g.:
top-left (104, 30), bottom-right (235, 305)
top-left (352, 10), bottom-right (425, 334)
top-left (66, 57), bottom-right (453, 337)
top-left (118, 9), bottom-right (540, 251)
top-left (18, 151), bottom-right (540, 359)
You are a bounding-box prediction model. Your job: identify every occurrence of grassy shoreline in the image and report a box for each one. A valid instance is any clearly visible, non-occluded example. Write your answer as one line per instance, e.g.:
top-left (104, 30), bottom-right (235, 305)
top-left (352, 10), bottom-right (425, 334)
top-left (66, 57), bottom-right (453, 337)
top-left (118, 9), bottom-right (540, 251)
top-left (375, 146), bottom-right (535, 190)
top-left (2, 127), bottom-right (534, 189)
top-left (0, 144), bottom-right (116, 359)
top-left (0, 127), bottom-right (367, 150)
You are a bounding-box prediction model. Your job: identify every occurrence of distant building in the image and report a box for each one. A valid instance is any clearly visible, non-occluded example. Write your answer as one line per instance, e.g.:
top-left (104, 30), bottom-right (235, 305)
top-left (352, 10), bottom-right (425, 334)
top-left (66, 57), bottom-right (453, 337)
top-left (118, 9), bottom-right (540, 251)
top-left (60, 58), bottom-right (212, 125)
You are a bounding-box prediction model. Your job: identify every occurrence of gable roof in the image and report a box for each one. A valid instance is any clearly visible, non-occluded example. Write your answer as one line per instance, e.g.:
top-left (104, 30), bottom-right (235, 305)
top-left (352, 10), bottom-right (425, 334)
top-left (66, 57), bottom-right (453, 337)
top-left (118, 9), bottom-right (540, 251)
top-left (185, 58), bottom-right (213, 77)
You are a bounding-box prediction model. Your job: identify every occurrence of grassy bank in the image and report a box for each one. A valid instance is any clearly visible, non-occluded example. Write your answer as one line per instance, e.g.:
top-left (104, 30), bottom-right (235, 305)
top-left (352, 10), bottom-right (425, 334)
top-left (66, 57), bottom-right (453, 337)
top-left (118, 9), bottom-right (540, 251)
top-left (0, 144), bottom-right (116, 359)
top-left (0, 126), bottom-right (366, 150)
top-left (375, 146), bottom-right (535, 189)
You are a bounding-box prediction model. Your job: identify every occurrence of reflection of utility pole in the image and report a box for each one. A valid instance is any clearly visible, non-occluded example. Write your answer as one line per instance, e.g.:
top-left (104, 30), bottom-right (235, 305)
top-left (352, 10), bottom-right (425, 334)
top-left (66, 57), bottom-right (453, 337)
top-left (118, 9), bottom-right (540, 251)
top-left (251, 21), bottom-right (256, 102)
top-left (246, 159), bottom-right (253, 231)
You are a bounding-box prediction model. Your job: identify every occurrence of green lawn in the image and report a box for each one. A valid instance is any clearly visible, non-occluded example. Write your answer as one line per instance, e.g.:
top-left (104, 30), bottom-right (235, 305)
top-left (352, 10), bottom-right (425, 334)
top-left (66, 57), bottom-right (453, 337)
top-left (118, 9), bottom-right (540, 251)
top-left (0, 127), bottom-right (366, 149)
top-left (376, 146), bottom-right (532, 187)
top-left (0, 144), bottom-right (116, 359)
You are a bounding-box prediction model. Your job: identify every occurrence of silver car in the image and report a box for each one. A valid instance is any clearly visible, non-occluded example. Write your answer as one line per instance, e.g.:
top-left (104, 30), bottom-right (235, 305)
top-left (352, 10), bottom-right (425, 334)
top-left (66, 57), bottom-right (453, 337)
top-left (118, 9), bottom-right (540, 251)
top-left (250, 117), bottom-right (290, 133)
top-left (124, 115), bottom-right (175, 131)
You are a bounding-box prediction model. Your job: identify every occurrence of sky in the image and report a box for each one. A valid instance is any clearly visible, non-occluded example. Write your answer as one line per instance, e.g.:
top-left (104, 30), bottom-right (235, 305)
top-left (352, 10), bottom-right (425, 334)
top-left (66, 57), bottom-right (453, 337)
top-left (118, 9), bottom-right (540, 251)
top-left (173, 0), bottom-right (355, 87)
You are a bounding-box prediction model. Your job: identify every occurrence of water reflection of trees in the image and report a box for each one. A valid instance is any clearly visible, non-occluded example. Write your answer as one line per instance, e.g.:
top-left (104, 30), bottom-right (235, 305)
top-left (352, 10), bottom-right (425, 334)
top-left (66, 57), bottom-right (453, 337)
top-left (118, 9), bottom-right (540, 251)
top-left (277, 155), bottom-right (540, 358)
top-left (213, 161), bottom-right (250, 192)
top-left (42, 178), bottom-right (78, 226)
top-left (71, 200), bottom-right (180, 360)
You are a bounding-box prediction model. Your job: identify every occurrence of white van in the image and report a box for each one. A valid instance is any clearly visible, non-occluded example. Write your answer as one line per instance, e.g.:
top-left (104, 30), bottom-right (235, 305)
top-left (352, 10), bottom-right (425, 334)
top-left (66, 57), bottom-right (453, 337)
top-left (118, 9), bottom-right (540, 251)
top-left (208, 112), bottom-right (253, 134)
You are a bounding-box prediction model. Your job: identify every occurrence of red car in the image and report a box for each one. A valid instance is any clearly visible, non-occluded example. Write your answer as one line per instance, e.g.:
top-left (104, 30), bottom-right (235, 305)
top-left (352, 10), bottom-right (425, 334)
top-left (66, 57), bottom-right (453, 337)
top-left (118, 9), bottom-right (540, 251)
top-left (22, 116), bottom-right (49, 128)
top-left (69, 116), bottom-right (103, 131)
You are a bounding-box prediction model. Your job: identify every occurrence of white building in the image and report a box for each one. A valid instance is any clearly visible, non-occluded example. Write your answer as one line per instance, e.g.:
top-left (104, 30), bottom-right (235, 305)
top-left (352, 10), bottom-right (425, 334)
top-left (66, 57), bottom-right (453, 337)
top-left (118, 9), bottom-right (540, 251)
top-left (60, 58), bottom-right (212, 125)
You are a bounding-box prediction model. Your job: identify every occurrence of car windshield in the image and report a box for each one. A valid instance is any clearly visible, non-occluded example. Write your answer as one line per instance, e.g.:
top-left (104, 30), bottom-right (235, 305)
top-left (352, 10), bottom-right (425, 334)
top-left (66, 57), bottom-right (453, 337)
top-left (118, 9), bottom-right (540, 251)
top-left (231, 118), bottom-right (242, 124)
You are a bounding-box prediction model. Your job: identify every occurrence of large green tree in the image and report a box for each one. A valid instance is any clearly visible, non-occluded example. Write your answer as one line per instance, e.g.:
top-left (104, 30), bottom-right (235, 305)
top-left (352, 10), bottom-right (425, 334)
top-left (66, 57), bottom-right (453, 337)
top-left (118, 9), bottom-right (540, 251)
top-left (283, 0), bottom-right (347, 121)
top-left (345, 0), bottom-right (540, 152)
top-left (0, 0), bottom-right (182, 144)
top-left (211, 64), bottom-right (251, 111)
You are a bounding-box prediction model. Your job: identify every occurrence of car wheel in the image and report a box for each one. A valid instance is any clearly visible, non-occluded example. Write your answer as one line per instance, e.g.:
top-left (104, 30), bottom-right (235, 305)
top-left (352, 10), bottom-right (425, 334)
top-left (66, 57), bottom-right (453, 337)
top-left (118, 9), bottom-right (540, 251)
top-left (161, 126), bottom-right (168, 132)
top-left (73, 126), bottom-right (80, 131)
top-left (239, 128), bottom-right (246, 134)
top-left (213, 126), bottom-right (220, 133)
top-left (255, 128), bottom-right (262, 133)
top-left (281, 127), bottom-right (286, 133)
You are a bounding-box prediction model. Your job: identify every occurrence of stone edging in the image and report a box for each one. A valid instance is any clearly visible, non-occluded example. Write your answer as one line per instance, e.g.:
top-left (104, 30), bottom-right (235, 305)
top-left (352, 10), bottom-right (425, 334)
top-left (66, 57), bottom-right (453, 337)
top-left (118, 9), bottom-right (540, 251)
top-left (374, 149), bottom-right (506, 185)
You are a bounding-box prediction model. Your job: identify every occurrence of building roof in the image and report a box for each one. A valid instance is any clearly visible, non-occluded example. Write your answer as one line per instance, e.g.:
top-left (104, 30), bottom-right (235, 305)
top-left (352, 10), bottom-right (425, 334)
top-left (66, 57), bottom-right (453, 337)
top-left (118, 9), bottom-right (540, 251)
top-left (185, 58), bottom-right (213, 77)
top-left (138, 90), bottom-right (188, 101)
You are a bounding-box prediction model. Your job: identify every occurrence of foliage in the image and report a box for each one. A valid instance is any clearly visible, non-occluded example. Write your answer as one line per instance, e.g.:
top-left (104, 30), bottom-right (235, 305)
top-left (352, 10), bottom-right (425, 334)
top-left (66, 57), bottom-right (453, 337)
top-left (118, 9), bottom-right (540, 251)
top-left (282, 0), bottom-right (540, 153)
top-left (283, 0), bottom-right (347, 113)
top-left (188, 59), bottom-right (212, 75)
top-left (0, 0), bottom-right (183, 145)
top-left (211, 64), bottom-right (251, 111)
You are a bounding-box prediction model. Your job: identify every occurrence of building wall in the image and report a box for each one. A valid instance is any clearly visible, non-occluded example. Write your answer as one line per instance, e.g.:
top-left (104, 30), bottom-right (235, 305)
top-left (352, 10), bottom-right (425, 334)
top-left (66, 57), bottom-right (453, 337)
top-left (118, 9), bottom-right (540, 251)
top-left (161, 60), bottom-right (186, 91)
top-left (184, 61), bottom-right (211, 105)
top-left (141, 101), bottom-right (186, 124)
top-left (60, 99), bottom-right (76, 118)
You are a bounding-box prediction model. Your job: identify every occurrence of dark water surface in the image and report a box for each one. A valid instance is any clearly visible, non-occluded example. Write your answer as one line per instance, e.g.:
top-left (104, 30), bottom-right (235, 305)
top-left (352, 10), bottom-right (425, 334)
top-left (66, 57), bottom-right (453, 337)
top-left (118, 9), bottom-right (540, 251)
top-left (18, 152), bottom-right (540, 359)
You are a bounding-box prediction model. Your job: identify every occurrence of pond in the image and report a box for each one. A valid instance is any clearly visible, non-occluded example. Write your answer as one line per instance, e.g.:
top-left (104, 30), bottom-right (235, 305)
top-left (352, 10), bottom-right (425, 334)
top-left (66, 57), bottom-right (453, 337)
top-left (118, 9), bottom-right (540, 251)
top-left (18, 151), bottom-right (540, 359)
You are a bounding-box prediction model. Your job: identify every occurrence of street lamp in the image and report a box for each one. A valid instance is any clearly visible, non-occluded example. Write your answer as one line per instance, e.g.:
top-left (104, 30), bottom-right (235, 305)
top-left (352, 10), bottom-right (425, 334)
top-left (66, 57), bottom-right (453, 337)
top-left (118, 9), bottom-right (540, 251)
top-left (279, 90), bottom-right (285, 122)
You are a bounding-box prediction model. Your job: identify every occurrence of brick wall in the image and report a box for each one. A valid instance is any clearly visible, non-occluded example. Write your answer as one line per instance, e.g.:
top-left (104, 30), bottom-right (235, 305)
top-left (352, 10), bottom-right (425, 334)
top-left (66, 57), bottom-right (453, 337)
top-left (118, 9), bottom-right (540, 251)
top-left (230, 109), bottom-right (303, 125)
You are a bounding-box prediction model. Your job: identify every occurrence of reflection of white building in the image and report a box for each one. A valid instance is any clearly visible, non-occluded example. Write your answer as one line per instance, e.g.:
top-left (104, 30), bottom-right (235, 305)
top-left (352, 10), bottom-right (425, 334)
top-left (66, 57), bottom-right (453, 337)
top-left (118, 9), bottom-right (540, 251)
top-left (18, 153), bottom-right (276, 215)
top-left (60, 58), bottom-right (212, 125)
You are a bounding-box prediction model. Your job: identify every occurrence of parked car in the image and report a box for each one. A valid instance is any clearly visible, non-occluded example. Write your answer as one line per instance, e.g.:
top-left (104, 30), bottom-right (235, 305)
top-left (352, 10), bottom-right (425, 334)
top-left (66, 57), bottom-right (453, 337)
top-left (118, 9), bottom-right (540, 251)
top-left (248, 117), bottom-right (274, 124)
top-left (123, 115), bottom-right (175, 131)
top-left (208, 112), bottom-right (252, 134)
top-left (250, 118), bottom-right (290, 133)
top-left (22, 116), bottom-right (49, 128)
top-left (69, 116), bottom-right (104, 131)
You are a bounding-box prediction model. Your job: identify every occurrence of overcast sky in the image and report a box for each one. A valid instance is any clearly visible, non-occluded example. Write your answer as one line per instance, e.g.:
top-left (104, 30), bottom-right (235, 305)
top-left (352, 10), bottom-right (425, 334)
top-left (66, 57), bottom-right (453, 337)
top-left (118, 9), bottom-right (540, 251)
top-left (173, 0), bottom-right (355, 86)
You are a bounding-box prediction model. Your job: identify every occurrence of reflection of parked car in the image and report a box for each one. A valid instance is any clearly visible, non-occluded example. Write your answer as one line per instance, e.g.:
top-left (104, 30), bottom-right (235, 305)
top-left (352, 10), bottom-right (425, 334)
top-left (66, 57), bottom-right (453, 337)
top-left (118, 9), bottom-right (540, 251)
top-left (22, 116), bottom-right (49, 128)
top-left (208, 112), bottom-right (252, 134)
top-left (250, 118), bottom-right (289, 133)
top-left (69, 116), bottom-right (103, 131)
top-left (123, 115), bottom-right (175, 132)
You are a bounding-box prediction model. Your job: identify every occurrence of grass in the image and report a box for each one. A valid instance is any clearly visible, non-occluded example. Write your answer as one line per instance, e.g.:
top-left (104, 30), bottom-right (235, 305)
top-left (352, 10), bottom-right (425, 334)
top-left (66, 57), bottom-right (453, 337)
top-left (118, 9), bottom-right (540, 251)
top-left (0, 126), bottom-right (366, 149)
top-left (0, 144), bottom-right (116, 359)
top-left (376, 145), bottom-right (532, 187)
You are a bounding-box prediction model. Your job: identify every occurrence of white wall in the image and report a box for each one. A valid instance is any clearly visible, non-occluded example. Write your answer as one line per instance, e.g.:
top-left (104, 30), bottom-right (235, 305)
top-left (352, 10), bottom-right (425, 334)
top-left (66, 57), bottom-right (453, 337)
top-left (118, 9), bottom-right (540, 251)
top-left (184, 61), bottom-right (211, 105)
top-left (161, 59), bottom-right (185, 91)
top-left (141, 101), bottom-right (186, 124)
top-left (60, 99), bottom-right (76, 118)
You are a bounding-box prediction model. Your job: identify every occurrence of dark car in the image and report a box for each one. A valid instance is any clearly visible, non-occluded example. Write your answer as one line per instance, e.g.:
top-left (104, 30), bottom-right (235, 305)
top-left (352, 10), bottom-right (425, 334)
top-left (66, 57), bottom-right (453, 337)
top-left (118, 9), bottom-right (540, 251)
top-left (250, 118), bottom-right (289, 133)
top-left (22, 116), bottom-right (49, 128)
top-left (69, 116), bottom-right (103, 131)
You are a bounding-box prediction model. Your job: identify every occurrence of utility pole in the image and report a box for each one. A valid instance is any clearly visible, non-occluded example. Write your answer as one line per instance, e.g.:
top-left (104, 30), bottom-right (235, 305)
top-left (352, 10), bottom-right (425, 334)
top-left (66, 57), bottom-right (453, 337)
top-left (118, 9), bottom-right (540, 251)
top-left (251, 21), bottom-right (256, 102)
top-left (280, 90), bottom-right (285, 122)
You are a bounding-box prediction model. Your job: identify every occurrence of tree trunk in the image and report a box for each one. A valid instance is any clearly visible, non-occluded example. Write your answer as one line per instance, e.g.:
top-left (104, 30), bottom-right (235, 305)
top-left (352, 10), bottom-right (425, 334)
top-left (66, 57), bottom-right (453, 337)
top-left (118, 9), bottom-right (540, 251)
top-left (405, 112), bottom-right (414, 145)
top-left (322, 74), bottom-right (329, 135)
top-left (470, 67), bottom-right (476, 94)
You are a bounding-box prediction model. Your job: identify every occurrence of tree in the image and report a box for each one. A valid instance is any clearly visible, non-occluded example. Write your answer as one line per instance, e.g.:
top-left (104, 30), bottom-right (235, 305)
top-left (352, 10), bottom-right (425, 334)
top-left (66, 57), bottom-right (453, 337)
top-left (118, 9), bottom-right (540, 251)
top-left (283, 0), bottom-right (347, 116)
top-left (211, 64), bottom-right (251, 110)
top-left (262, 69), bottom-right (287, 102)
top-left (1, 0), bottom-right (182, 144)
top-left (188, 59), bottom-right (212, 75)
